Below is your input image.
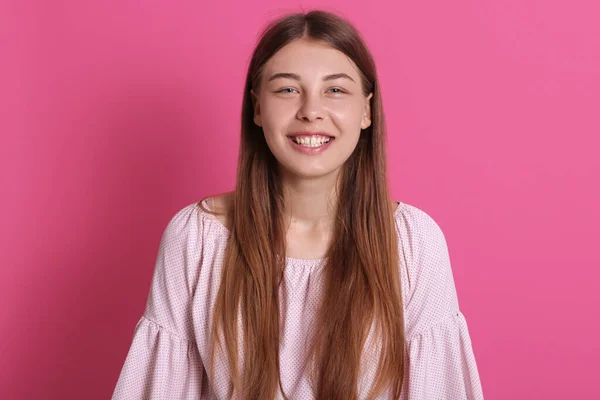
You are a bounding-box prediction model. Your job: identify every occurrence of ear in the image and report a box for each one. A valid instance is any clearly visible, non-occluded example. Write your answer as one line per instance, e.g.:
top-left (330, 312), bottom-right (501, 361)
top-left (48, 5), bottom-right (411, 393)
top-left (361, 92), bottom-right (373, 130)
top-left (251, 89), bottom-right (262, 127)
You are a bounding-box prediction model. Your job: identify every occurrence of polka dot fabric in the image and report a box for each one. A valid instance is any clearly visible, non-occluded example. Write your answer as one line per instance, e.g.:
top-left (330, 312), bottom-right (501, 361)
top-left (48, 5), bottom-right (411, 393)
top-left (112, 199), bottom-right (484, 399)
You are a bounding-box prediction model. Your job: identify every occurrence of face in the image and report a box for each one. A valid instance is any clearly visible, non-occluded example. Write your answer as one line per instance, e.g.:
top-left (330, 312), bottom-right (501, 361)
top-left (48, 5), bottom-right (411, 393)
top-left (251, 38), bottom-right (373, 180)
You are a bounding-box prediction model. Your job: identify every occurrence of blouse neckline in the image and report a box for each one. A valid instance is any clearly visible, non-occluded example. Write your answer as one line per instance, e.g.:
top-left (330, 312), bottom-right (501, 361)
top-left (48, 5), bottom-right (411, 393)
top-left (199, 198), bottom-right (404, 265)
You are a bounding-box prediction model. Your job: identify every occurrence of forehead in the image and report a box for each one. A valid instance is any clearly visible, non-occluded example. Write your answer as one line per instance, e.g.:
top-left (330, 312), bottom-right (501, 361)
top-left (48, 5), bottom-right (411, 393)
top-left (263, 39), bottom-right (360, 80)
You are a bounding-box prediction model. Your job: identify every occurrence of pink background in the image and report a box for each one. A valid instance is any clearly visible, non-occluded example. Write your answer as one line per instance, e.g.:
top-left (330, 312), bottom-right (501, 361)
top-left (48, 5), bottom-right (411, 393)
top-left (2, 1), bottom-right (599, 398)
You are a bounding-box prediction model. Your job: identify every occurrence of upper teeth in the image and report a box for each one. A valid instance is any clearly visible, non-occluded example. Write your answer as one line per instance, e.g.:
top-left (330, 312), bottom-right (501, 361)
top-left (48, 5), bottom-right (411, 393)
top-left (292, 136), bottom-right (331, 146)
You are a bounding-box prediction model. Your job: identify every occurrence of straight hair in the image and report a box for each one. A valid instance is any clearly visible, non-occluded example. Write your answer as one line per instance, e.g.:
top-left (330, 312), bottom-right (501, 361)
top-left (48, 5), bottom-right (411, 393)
top-left (200, 9), bottom-right (405, 399)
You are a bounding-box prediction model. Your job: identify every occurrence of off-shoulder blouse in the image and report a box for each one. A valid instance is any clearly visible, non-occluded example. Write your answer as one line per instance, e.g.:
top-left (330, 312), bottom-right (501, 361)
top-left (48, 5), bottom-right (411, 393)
top-left (112, 199), bottom-right (484, 399)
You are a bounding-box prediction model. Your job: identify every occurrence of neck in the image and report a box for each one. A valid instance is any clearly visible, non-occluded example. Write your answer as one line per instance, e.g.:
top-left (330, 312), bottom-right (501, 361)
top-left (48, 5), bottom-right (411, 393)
top-left (280, 170), bottom-right (340, 233)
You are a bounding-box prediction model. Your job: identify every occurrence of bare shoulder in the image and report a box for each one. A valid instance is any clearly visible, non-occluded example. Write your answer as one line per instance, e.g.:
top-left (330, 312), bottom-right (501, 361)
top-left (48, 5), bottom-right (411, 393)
top-left (203, 190), bottom-right (234, 228)
top-left (210, 191), bottom-right (234, 213)
top-left (202, 194), bottom-right (399, 230)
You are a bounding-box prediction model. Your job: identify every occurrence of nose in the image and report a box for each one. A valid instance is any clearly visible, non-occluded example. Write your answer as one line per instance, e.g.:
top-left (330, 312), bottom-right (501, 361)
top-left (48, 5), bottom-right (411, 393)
top-left (296, 93), bottom-right (325, 122)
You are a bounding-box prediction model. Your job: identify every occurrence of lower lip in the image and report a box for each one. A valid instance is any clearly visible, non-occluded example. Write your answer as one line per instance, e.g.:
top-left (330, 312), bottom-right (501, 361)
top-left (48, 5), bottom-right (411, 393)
top-left (287, 137), bottom-right (334, 154)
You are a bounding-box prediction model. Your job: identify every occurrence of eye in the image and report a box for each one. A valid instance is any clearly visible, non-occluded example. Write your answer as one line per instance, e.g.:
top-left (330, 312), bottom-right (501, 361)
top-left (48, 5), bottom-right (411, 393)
top-left (275, 88), bottom-right (298, 94)
top-left (275, 87), bottom-right (347, 94)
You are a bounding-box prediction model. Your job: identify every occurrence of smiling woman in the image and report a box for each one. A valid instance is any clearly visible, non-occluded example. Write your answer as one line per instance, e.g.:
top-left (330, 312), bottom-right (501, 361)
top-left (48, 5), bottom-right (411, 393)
top-left (252, 38), bottom-right (373, 178)
top-left (112, 9), bottom-right (484, 400)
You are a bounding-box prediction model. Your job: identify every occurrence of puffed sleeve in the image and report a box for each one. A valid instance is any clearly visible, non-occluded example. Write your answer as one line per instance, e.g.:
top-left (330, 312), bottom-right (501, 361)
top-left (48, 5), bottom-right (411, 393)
top-left (112, 203), bottom-right (205, 399)
top-left (398, 205), bottom-right (484, 399)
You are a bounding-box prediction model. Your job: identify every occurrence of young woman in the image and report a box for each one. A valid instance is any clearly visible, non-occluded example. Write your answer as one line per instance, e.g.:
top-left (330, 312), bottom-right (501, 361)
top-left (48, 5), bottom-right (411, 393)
top-left (112, 9), bottom-right (484, 400)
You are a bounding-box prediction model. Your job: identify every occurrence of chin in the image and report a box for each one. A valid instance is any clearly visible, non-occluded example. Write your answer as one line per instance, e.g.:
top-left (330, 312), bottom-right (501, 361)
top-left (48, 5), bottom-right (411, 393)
top-left (284, 164), bottom-right (342, 179)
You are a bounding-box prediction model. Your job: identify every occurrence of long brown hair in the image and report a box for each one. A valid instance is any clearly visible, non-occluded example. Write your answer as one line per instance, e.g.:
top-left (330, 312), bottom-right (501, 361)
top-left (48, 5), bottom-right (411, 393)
top-left (200, 9), bottom-right (404, 399)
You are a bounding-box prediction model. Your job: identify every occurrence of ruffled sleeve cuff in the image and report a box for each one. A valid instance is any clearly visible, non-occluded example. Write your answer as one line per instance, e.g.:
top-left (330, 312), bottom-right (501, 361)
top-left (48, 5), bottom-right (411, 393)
top-left (404, 311), bottom-right (484, 400)
top-left (112, 316), bottom-right (204, 399)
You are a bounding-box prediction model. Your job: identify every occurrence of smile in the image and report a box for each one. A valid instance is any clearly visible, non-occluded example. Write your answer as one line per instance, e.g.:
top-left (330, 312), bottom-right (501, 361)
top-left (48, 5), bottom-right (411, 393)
top-left (290, 136), bottom-right (332, 147)
top-left (287, 136), bottom-right (335, 155)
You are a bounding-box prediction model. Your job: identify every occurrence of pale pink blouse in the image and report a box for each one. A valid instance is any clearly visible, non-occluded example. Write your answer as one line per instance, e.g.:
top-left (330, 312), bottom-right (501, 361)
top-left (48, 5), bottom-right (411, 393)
top-left (112, 199), bottom-right (484, 399)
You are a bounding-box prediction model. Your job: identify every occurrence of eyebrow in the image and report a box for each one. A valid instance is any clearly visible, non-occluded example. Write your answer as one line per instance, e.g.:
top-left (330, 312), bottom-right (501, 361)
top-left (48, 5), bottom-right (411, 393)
top-left (267, 72), bottom-right (356, 83)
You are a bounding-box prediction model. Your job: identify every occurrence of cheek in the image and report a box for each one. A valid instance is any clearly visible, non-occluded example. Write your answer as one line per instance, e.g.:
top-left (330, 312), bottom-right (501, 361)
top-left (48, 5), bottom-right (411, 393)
top-left (261, 98), bottom-right (293, 124)
top-left (258, 102), bottom-right (289, 142)
top-left (260, 98), bottom-right (363, 132)
top-left (330, 102), bottom-right (364, 128)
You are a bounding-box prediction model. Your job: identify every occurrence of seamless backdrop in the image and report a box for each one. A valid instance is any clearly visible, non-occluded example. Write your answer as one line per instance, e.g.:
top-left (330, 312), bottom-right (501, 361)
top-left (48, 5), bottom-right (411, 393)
top-left (1, 1), bottom-right (599, 399)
